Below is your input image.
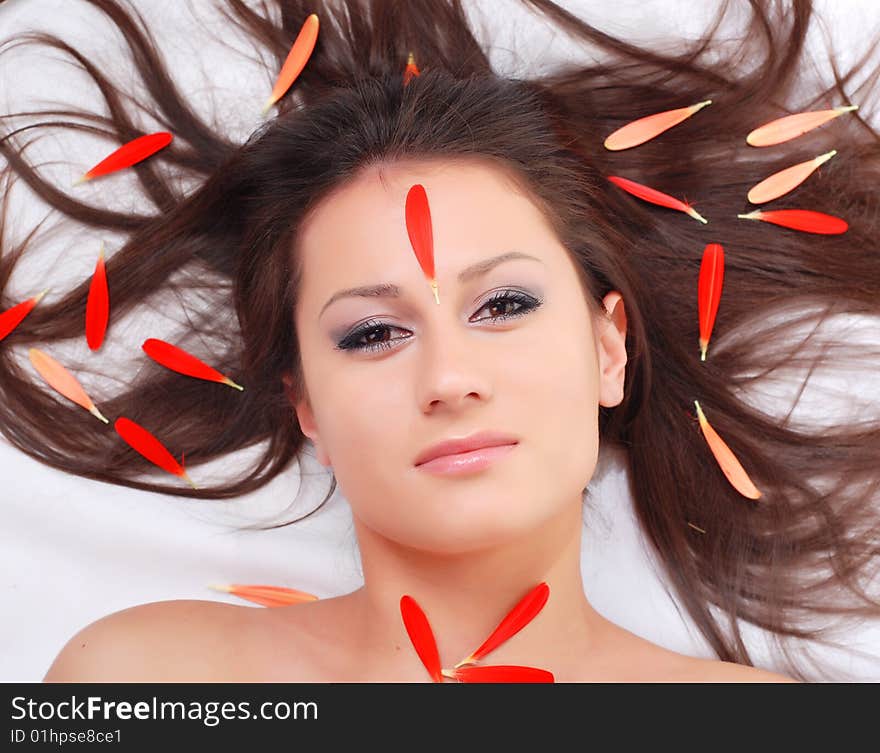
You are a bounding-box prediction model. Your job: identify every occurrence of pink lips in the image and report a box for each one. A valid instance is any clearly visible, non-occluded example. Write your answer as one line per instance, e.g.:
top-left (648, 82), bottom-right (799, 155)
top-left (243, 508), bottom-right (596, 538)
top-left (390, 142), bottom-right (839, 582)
top-left (414, 431), bottom-right (519, 467)
top-left (414, 431), bottom-right (519, 476)
top-left (415, 443), bottom-right (518, 475)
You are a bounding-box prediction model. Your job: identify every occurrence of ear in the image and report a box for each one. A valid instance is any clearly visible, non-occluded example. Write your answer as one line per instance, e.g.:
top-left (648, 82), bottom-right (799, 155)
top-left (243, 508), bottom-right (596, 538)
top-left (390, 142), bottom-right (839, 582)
top-left (283, 372), bottom-right (332, 468)
top-left (595, 291), bottom-right (627, 408)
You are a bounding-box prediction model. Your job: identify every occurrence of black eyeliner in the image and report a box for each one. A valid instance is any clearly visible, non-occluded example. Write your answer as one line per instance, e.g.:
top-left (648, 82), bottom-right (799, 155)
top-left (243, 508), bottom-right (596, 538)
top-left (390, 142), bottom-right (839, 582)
top-left (334, 288), bottom-right (542, 354)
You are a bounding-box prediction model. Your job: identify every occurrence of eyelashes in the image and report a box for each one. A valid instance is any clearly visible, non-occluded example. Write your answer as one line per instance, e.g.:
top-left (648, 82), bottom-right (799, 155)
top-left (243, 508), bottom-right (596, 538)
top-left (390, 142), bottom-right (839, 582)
top-left (334, 288), bottom-right (543, 354)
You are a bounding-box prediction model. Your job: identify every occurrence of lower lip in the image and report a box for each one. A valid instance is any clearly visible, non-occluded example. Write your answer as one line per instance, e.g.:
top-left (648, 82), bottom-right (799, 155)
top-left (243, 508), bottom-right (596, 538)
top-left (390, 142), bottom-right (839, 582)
top-left (415, 443), bottom-right (517, 475)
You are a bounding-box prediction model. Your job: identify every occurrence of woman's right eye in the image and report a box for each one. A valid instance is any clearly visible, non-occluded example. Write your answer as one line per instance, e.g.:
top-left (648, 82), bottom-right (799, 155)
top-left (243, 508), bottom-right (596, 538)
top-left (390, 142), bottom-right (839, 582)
top-left (335, 319), bottom-right (405, 354)
top-left (334, 289), bottom-right (542, 354)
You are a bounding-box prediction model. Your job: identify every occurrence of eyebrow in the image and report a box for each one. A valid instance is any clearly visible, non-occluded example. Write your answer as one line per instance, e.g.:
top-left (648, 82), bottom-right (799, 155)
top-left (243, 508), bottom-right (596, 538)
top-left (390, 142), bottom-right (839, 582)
top-left (319, 251), bottom-right (544, 319)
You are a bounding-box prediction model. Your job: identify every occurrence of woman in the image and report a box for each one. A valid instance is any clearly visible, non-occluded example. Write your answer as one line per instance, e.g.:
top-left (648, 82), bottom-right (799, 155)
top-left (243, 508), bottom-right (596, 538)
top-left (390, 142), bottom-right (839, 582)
top-left (2, 0), bottom-right (877, 681)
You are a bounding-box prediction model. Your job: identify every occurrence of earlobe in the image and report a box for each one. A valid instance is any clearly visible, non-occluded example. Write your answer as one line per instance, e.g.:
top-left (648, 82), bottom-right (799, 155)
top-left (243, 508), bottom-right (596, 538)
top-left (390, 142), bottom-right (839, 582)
top-left (285, 372), bottom-right (333, 468)
top-left (294, 399), bottom-right (332, 468)
top-left (596, 291), bottom-right (628, 408)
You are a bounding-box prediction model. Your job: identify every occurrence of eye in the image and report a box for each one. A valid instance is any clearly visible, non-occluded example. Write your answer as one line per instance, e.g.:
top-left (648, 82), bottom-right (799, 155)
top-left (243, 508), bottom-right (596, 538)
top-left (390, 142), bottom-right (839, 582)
top-left (334, 289), bottom-right (543, 354)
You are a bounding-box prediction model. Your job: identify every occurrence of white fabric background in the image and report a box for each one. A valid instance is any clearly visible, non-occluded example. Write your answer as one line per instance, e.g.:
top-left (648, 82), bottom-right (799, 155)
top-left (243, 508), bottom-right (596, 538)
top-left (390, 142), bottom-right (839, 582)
top-left (1, 0), bottom-right (878, 682)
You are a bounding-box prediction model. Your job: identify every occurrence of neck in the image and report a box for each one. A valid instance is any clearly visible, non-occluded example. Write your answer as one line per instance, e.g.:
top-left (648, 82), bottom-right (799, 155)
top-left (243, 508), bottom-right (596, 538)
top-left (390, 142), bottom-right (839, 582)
top-left (344, 500), bottom-right (611, 682)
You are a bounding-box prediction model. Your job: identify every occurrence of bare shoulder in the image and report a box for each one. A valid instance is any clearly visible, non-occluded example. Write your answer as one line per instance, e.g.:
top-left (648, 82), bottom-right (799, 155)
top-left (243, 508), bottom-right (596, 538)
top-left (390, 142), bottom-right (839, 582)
top-left (594, 619), bottom-right (799, 683)
top-left (43, 599), bottom-right (257, 683)
top-left (672, 656), bottom-right (800, 683)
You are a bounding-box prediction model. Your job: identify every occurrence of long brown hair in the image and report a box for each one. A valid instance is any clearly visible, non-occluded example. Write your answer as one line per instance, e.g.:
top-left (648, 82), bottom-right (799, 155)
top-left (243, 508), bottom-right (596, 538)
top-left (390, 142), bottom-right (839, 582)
top-left (1, 0), bottom-right (878, 681)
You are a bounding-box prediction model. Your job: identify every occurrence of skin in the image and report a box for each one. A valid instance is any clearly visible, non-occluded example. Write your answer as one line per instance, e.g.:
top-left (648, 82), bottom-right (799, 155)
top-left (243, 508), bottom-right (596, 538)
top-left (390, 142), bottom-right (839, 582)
top-left (43, 157), bottom-right (797, 683)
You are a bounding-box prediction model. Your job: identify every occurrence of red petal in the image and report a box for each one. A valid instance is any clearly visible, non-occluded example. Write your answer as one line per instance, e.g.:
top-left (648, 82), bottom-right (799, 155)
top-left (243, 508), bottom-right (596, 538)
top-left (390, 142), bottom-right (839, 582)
top-left (76, 132), bottom-right (173, 184)
top-left (85, 242), bottom-right (109, 350)
top-left (405, 184), bottom-right (439, 303)
top-left (114, 416), bottom-right (198, 489)
top-left (399, 595), bottom-right (443, 682)
top-left (607, 175), bottom-right (707, 223)
top-left (403, 51), bottom-right (421, 86)
top-left (697, 243), bottom-right (724, 362)
top-left (447, 665), bottom-right (555, 683)
top-left (737, 209), bottom-right (848, 234)
top-left (0, 289), bottom-right (48, 342)
top-left (458, 582), bottom-right (550, 666)
top-left (142, 338), bottom-right (243, 390)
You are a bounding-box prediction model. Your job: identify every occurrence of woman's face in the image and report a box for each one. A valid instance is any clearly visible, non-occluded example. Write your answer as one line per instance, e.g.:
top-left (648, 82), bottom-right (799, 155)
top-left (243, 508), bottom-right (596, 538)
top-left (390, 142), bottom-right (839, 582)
top-left (290, 158), bottom-right (627, 554)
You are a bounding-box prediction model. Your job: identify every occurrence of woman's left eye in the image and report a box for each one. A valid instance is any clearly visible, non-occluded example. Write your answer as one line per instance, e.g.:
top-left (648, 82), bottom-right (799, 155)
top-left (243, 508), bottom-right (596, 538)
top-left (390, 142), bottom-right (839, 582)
top-left (334, 289), bottom-right (543, 354)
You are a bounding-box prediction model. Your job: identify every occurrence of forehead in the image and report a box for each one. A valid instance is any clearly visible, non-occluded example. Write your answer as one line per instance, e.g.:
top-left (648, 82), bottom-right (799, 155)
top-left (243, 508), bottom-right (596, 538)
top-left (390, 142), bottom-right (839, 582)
top-left (295, 158), bottom-right (556, 294)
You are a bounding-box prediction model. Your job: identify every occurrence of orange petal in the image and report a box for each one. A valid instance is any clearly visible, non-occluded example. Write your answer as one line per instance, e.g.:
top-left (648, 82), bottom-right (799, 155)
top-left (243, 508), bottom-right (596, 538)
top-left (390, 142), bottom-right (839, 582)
top-left (746, 105), bottom-right (858, 147)
top-left (85, 241), bottom-right (109, 351)
top-left (441, 665), bottom-right (555, 683)
top-left (0, 288), bottom-right (49, 342)
top-left (694, 401), bottom-right (761, 500)
top-left (261, 14), bottom-right (319, 114)
top-left (747, 150), bottom-right (836, 204)
top-left (697, 243), bottom-right (724, 362)
top-left (208, 583), bottom-right (318, 608)
top-left (604, 100), bottom-right (712, 150)
top-left (28, 347), bottom-right (109, 424)
top-left (73, 132), bottom-right (172, 185)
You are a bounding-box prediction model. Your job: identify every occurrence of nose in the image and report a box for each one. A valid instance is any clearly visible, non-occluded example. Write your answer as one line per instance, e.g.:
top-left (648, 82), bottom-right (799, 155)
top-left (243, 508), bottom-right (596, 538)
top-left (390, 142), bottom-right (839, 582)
top-left (416, 320), bottom-right (494, 413)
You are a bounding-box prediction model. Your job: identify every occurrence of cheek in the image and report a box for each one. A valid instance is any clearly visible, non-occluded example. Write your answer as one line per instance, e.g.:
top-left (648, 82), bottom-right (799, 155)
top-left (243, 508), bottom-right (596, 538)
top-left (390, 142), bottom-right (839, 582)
top-left (321, 381), bottom-right (423, 545)
top-left (299, 324), bottom-right (406, 454)
top-left (519, 313), bottom-right (601, 483)
top-left (320, 374), bottom-right (406, 451)
top-left (309, 365), bottom-right (412, 499)
top-left (519, 301), bottom-right (598, 405)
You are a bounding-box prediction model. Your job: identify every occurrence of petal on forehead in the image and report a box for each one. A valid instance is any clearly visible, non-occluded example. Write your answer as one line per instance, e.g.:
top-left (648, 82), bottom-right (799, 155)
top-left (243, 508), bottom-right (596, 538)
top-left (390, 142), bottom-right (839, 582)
top-left (405, 183), bottom-right (440, 305)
